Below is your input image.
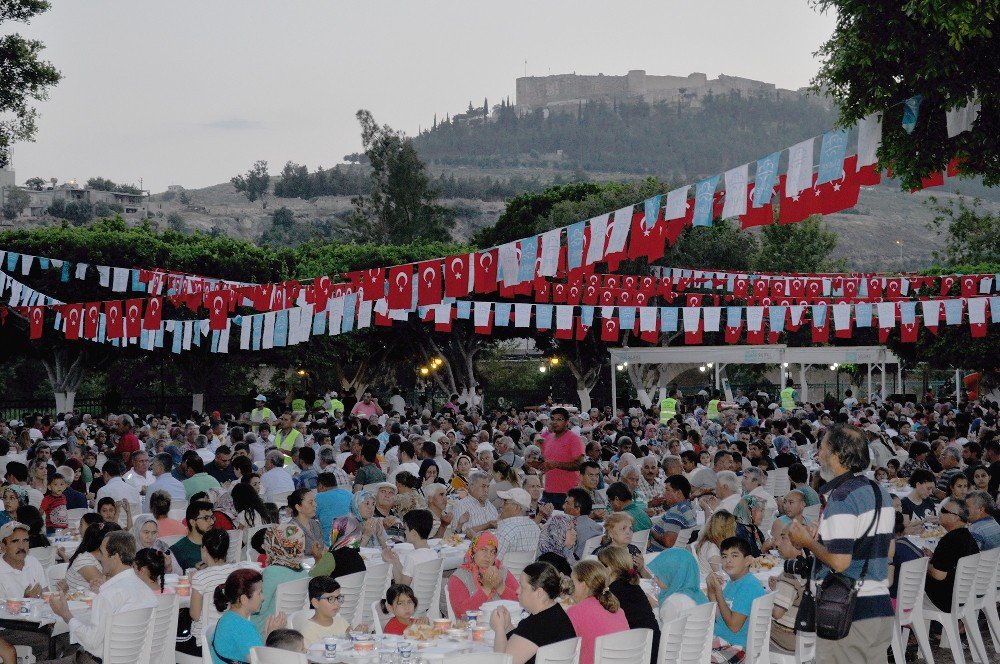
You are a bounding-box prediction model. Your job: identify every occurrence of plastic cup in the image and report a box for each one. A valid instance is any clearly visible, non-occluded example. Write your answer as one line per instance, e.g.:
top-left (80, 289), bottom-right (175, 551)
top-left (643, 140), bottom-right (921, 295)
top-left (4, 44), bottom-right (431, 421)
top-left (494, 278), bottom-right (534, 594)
top-left (471, 627), bottom-right (487, 642)
top-left (7, 598), bottom-right (22, 615)
top-left (323, 637), bottom-right (338, 660)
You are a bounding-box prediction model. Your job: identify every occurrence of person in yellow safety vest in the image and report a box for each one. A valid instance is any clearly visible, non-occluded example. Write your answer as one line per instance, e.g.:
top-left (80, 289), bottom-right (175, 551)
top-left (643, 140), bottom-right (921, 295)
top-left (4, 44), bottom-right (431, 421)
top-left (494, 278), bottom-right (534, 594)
top-left (780, 378), bottom-right (798, 410)
top-left (660, 388), bottom-right (680, 424)
top-left (325, 391), bottom-right (345, 418)
top-left (250, 394), bottom-right (276, 432)
top-left (706, 390), bottom-right (735, 422)
top-left (273, 411), bottom-right (302, 465)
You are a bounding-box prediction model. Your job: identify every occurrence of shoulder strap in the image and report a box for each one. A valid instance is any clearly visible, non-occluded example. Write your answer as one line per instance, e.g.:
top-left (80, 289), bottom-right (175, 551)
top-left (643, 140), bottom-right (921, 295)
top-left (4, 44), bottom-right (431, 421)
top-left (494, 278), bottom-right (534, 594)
top-left (855, 479), bottom-right (884, 582)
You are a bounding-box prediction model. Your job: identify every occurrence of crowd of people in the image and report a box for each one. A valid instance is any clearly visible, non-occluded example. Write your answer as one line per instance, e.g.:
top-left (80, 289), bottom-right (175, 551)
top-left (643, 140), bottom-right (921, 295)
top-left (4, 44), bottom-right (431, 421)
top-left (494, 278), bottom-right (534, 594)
top-left (0, 383), bottom-right (996, 664)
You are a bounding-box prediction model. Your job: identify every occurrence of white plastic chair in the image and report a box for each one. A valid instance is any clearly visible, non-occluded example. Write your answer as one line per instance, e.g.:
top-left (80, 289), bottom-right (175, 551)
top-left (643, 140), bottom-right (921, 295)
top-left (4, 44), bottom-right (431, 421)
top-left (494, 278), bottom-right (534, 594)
top-left (371, 599), bottom-right (387, 635)
top-left (270, 490), bottom-right (293, 507)
top-left (593, 628), bottom-right (652, 664)
top-left (443, 654), bottom-right (512, 664)
top-left (535, 637), bottom-right (581, 664)
top-left (158, 534), bottom-right (183, 547)
top-left (769, 629), bottom-right (816, 664)
top-left (985, 546), bottom-right (1000, 653)
top-left (250, 646), bottom-right (308, 664)
top-left (445, 582), bottom-right (458, 623)
top-left (582, 535), bottom-right (603, 558)
top-left (354, 562), bottom-right (392, 627)
top-left (802, 504), bottom-right (821, 524)
top-left (743, 592), bottom-right (777, 664)
top-left (46, 562), bottom-right (68, 587)
top-left (149, 592), bottom-right (179, 664)
top-left (167, 507), bottom-right (187, 521)
top-left (766, 468), bottom-right (791, 498)
top-left (501, 550), bottom-right (535, 579)
top-left (65, 507), bottom-right (91, 526)
top-left (334, 569), bottom-right (365, 628)
top-left (674, 527), bottom-right (696, 549)
top-left (274, 577), bottom-right (310, 616)
top-left (630, 529), bottom-right (650, 553)
top-left (409, 556), bottom-right (445, 619)
top-left (891, 557), bottom-right (933, 664)
top-left (102, 606), bottom-right (154, 664)
top-left (243, 524), bottom-right (270, 560)
top-left (968, 549), bottom-right (999, 658)
top-left (678, 600), bottom-right (716, 664)
top-left (657, 615), bottom-right (686, 664)
top-left (30, 546), bottom-right (56, 569)
top-left (225, 529), bottom-right (243, 563)
top-left (921, 552), bottom-right (986, 664)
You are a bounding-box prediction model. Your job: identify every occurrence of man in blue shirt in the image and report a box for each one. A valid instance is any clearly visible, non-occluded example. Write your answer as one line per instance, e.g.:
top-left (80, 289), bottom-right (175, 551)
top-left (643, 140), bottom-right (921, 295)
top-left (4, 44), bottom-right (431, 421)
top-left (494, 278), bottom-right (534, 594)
top-left (648, 475), bottom-right (697, 552)
top-left (966, 491), bottom-right (1000, 551)
top-left (315, 471), bottom-right (353, 544)
top-left (707, 536), bottom-right (765, 649)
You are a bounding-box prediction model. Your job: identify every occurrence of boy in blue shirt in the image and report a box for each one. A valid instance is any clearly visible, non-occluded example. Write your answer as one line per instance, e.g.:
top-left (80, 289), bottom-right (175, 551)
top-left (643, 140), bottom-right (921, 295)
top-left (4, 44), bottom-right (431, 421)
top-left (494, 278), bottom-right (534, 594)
top-left (708, 536), bottom-right (766, 650)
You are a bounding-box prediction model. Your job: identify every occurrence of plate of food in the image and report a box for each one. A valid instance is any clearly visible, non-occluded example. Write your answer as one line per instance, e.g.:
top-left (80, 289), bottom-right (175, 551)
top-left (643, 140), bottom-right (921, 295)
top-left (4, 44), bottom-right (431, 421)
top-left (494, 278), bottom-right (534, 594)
top-left (751, 555), bottom-right (779, 570)
top-left (442, 533), bottom-right (465, 547)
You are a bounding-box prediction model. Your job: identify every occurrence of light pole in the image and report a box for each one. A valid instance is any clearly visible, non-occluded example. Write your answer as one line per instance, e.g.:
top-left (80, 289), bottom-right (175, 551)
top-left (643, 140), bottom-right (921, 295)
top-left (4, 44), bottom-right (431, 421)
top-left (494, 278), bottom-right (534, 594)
top-left (896, 239), bottom-right (903, 267)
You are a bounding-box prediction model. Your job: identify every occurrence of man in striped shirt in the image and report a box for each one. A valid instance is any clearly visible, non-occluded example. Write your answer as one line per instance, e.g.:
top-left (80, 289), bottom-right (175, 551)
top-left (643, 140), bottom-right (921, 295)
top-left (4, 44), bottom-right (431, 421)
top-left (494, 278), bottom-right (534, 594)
top-left (788, 424), bottom-right (894, 664)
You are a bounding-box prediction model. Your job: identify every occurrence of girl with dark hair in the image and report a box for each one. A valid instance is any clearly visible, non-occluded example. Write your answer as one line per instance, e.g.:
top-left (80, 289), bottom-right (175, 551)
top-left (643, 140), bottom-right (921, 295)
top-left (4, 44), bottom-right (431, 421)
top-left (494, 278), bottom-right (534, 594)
top-left (418, 459), bottom-right (446, 493)
top-left (178, 529), bottom-right (241, 657)
top-left (66, 521), bottom-right (120, 593)
top-left (16, 505), bottom-right (50, 549)
top-left (210, 568), bottom-right (285, 664)
top-left (134, 547), bottom-right (167, 593)
top-left (378, 584), bottom-right (425, 635)
top-left (231, 482), bottom-right (274, 529)
top-left (490, 561), bottom-right (576, 664)
top-left (287, 488), bottom-right (325, 559)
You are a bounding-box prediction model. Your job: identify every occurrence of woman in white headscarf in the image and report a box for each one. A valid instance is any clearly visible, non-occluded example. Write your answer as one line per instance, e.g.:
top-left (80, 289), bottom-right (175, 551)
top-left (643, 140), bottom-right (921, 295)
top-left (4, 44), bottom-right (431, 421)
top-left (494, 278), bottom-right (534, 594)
top-left (131, 513), bottom-right (181, 574)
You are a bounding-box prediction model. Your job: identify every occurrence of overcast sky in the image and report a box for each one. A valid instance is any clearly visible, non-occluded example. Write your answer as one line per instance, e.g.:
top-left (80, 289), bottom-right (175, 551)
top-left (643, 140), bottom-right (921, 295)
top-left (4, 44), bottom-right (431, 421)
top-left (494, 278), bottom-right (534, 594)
top-left (7, 1), bottom-right (837, 193)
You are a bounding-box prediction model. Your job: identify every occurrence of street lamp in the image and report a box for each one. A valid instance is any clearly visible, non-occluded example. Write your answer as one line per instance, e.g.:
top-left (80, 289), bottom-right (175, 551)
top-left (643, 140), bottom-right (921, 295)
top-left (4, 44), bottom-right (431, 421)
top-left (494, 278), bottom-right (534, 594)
top-left (419, 366), bottom-right (430, 376)
top-left (549, 357), bottom-right (560, 367)
top-left (538, 365), bottom-right (547, 373)
top-left (699, 365), bottom-right (706, 372)
top-left (296, 369), bottom-right (307, 377)
top-left (895, 239), bottom-right (903, 266)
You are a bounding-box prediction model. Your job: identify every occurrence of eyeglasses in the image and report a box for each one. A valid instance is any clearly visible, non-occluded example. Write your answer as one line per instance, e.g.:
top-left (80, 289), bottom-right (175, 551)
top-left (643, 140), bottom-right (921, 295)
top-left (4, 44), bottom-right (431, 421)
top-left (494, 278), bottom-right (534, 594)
top-left (319, 594), bottom-right (343, 604)
top-left (195, 515), bottom-right (215, 522)
top-left (940, 509), bottom-right (961, 518)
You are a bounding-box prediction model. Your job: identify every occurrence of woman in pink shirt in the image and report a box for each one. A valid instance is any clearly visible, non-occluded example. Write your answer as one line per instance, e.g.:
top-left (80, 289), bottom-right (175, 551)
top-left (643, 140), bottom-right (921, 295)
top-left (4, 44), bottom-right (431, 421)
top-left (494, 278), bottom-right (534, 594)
top-left (566, 560), bottom-right (630, 664)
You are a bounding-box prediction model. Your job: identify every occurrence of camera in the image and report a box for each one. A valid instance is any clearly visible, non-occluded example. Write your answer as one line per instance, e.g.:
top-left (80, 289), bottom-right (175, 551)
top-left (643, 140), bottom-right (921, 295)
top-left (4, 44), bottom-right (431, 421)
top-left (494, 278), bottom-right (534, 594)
top-left (784, 553), bottom-right (814, 578)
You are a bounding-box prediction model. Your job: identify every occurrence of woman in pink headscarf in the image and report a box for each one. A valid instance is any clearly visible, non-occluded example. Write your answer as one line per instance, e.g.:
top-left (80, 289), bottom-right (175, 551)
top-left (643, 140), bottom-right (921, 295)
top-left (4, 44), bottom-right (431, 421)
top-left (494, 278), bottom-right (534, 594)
top-left (447, 532), bottom-right (519, 617)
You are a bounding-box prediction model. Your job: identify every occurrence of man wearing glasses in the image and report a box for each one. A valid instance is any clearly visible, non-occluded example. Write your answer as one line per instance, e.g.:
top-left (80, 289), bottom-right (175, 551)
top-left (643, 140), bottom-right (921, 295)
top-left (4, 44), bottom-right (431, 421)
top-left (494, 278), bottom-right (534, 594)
top-left (170, 501), bottom-right (216, 572)
top-left (291, 576), bottom-right (355, 644)
top-left (922, 498), bottom-right (979, 613)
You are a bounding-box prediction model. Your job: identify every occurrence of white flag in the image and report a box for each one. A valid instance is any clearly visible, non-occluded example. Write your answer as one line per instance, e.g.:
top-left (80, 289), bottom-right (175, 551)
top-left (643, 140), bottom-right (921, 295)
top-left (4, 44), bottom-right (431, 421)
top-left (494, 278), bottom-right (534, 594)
top-left (585, 213), bottom-right (610, 265)
top-left (721, 164), bottom-right (749, 218)
top-left (239, 317), bottom-right (252, 349)
top-left (20, 254), bottom-right (33, 276)
top-left (217, 320), bottom-right (231, 353)
top-left (513, 303), bottom-right (532, 328)
top-left (664, 186), bottom-right (690, 220)
top-left (474, 301), bottom-right (492, 328)
top-left (538, 229), bottom-right (560, 277)
top-left (112, 267), bottom-right (129, 292)
top-left (75, 263), bottom-right (88, 280)
top-left (876, 302), bottom-right (896, 328)
top-left (856, 113), bottom-right (882, 169)
top-left (499, 242), bottom-right (519, 286)
top-left (746, 306), bottom-right (765, 331)
top-left (968, 297), bottom-right (987, 325)
top-left (832, 303), bottom-right (852, 331)
top-left (605, 207), bottom-right (632, 255)
top-left (97, 265), bottom-right (111, 287)
top-left (182, 321), bottom-right (194, 350)
top-left (639, 307), bottom-right (657, 332)
top-left (555, 305), bottom-right (574, 330)
top-left (703, 307), bottom-right (721, 332)
top-left (682, 307), bottom-right (700, 333)
top-left (946, 98), bottom-right (980, 138)
top-left (356, 300), bottom-right (373, 330)
top-left (786, 138), bottom-right (815, 196)
top-left (328, 297), bottom-right (344, 335)
top-left (434, 302), bottom-right (452, 325)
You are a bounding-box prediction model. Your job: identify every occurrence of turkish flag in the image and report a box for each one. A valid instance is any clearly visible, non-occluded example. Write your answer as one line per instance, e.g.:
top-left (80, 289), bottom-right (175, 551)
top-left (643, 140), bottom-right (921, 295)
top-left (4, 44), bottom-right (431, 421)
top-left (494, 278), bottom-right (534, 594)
top-left (474, 249), bottom-right (498, 294)
top-left (940, 276), bottom-right (957, 297)
top-left (960, 275), bottom-right (978, 298)
top-left (552, 283), bottom-right (567, 304)
top-left (360, 268), bottom-right (385, 302)
top-left (599, 289), bottom-right (616, 307)
top-left (900, 322), bottom-right (919, 343)
top-left (970, 319), bottom-right (988, 338)
top-left (387, 267), bottom-right (413, 310)
top-left (313, 276), bottom-right (332, 313)
top-left (416, 261), bottom-right (442, 306)
top-left (867, 277), bottom-right (883, 300)
top-left (473, 313), bottom-right (493, 335)
top-left (740, 183), bottom-right (775, 229)
top-left (684, 321), bottom-right (704, 345)
top-left (125, 298), bottom-right (143, 337)
top-left (746, 326), bottom-right (765, 344)
top-left (28, 306), bottom-right (44, 339)
top-left (205, 292), bottom-right (226, 331)
top-left (575, 320), bottom-right (590, 341)
top-left (64, 304), bottom-right (82, 340)
top-left (910, 171), bottom-right (945, 192)
top-left (444, 255), bottom-right (471, 298)
top-left (583, 282), bottom-right (599, 306)
top-left (84, 302), bottom-right (100, 338)
top-left (105, 301), bottom-right (124, 339)
top-left (834, 317), bottom-right (854, 339)
top-left (752, 279), bottom-right (769, 301)
top-left (566, 280), bottom-right (583, 306)
top-left (534, 280), bottom-right (551, 303)
top-left (724, 323), bottom-right (743, 344)
top-left (638, 327), bottom-right (659, 342)
top-left (778, 175), bottom-right (820, 225)
top-left (629, 210), bottom-right (666, 261)
top-left (771, 280), bottom-right (787, 299)
top-left (815, 156), bottom-right (863, 214)
top-left (554, 319), bottom-right (574, 340)
top-left (618, 290), bottom-right (634, 306)
top-left (143, 296), bottom-right (162, 330)
top-left (886, 279), bottom-right (902, 300)
top-left (843, 279), bottom-right (860, 301)
top-left (601, 317), bottom-right (620, 342)
top-left (686, 294), bottom-right (702, 307)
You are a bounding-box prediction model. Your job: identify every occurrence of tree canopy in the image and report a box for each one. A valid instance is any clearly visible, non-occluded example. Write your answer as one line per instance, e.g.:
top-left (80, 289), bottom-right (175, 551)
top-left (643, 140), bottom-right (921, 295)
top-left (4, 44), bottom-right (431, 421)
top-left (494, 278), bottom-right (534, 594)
top-left (231, 160), bottom-right (271, 208)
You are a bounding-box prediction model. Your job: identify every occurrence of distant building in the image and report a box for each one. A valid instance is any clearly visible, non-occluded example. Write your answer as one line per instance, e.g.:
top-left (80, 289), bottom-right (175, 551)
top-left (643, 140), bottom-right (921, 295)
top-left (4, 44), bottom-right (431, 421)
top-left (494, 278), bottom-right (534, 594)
top-left (0, 167), bottom-right (149, 220)
top-left (515, 70), bottom-right (809, 115)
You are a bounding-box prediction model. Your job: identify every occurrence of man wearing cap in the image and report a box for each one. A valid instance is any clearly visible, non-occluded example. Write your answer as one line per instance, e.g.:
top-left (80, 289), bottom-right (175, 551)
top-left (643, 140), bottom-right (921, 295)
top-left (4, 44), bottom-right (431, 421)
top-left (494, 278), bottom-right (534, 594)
top-left (0, 521), bottom-right (51, 656)
top-left (495, 488), bottom-right (540, 559)
top-left (250, 395), bottom-right (276, 430)
top-left (274, 411), bottom-right (302, 465)
top-left (50, 531), bottom-right (157, 664)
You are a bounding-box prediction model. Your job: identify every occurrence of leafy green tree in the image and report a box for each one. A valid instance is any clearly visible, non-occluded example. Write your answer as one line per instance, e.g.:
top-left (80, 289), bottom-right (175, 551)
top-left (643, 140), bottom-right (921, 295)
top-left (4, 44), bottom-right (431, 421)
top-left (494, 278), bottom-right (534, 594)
top-left (24, 176), bottom-right (45, 191)
top-left (925, 195), bottom-right (1000, 266)
top-left (2, 186), bottom-right (30, 219)
top-left (166, 212), bottom-right (185, 232)
top-left (811, 0), bottom-right (999, 188)
top-left (754, 216), bottom-right (842, 272)
top-left (86, 177), bottom-right (141, 194)
top-left (0, 0), bottom-right (62, 167)
top-left (350, 110), bottom-right (455, 244)
top-left (231, 160), bottom-right (270, 209)
top-left (178, 190), bottom-right (191, 205)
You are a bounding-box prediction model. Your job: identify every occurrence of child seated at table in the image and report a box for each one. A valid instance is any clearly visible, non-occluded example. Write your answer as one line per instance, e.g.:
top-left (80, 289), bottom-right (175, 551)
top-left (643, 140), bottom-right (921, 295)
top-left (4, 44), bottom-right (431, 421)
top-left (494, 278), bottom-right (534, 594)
top-left (292, 577), bottom-right (351, 646)
top-left (707, 536), bottom-right (765, 661)
top-left (265, 628), bottom-right (307, 654)
top-left (378, 583), bottom-right (428, 635)
top-left (41, 473), bottom-right (68, 534)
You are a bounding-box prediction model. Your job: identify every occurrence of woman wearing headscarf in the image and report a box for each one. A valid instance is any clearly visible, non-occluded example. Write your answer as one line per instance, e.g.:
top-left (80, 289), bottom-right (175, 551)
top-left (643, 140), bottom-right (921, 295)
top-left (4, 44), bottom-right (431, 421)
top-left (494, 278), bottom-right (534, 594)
top-left (309, 516), bottom-right (368, 580)
top-left (536, 512), bottom-right (575, 573)
top-left (0, 486), bottom-right (25, 527)
top-left (734, 496), bottom-right (768, 557)
top-left (647, 548), bottom-right (709, 625)
top-left (208, 487), bottom-right (237, 531)
top-left (447, 532), bottom-right (519, 617)
top-left (131, 513), bottom-right (180, 574)
top-left (349, 490), bottom-right (387, 548)
top-left (251, 523), bottom-right (308, 634)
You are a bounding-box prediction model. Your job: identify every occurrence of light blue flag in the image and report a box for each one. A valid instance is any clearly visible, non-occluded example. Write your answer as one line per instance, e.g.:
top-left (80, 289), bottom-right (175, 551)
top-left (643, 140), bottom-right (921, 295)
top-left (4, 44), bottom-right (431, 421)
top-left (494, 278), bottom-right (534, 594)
top-left (6, 253), bottom-right (18, 272)
top-left (131, 269), bottom-right (146, 292)
top-left (96, 314), bottom-right (106, 344)
top-left (902, 95), bottom-right (922, 134)
top-left (943, 299), bottom-right (963, 325)
top-left (494, 302), bottom-right (512, 327)
top-left (139, 329), bottom-right (153, 350)
top-left (566, 221), bottom-right (586, 270)
top-left (273, 311), bottom-right (288, 346)
top-left (992, 298), bottom-right (1000, 324)
top-left (580, 305), bottom-right (595, 327)
top-left (312, 311), bottom-right (326, 335)
top-left (192, 324), bottom-right (201, 347)
top-left (519, 235), bottom-right (538, 283)
top-left (726, 307), bottom-right (743, 327)
top-left (899, 302), bottom-right (917, 326)
top-left (456, 301), bottom-right (472, 319)
top-left (692, 176), bottom-right (720, 227)
top-left (854, 303), bottom-right (873, 328)
top-left (618, 306), bottom-right (636, 329)
top-left (341, 293), bottom-right (357, 333)
top-left (38, 258), bottom-right (49, 270)
top-left (660, 307), bottom-right (678, 332)
top-left (535, 304), bottom-right (553, 329)
top-left (643, 195), bottom-right (662, 230)
top-left (817, 129), bottom-right (849, 185)
top-left (154, 327), bottom-right (164, 348)
top-left (211, 331), bottom-right (220, 353)
top-left (417, 306), bottom-right (428, 318)
top-left (768, 305), bottom-right (787, 333)
top-left (812, 303), bottom-right (828, 327)
top-left (753, 152), bottom-right (780, 207)
top-left (252, 315), bottom-right (262, 350)
top-left (61, 262), bottom-right (71, 282)
top-left (171, 324), bottom-right (183, 354)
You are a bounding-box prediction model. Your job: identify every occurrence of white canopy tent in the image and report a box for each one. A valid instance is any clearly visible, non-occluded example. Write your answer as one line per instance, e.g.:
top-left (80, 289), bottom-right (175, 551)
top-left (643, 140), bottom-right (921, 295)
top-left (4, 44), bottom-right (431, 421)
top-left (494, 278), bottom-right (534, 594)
top-left (608, 345), bottom-right (903, 413)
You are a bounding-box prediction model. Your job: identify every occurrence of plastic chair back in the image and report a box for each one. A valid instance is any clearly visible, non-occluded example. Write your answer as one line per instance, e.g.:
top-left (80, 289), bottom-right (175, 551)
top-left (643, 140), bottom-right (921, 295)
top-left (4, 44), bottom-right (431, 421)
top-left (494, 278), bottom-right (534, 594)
top-left (334, 569), bottom-right (365, 627)
top-left (657, 615), bottom-right (686, 664)
top-left (630, 529), bottom-right (650, 553)
top-left (678, 601), bottom-right (715, 664)
top-left (535, 637), bottom-right (581, 664)
top-left (593, 628), bottom-right (653, 664)
top-left (102, 606), bottom-right (154, 664)
top-left (582, 535), bottom-right (603, 558)
top-left (274, 577), bottom-right (310, 616)
top-left (354, 562), bottom-right (392, 627)
top-left (501, 550), bottom-right (535, 579)
top-left (149, 592), bottom-right (180, 664)
top-left (743, 592), bottom-right (777, 664)
top-left (249, 646), bottom-right (307, 664)
top-left (442, 654), bottom-right (512, 664)
top-left (409, 556), bottom-right (445, 619)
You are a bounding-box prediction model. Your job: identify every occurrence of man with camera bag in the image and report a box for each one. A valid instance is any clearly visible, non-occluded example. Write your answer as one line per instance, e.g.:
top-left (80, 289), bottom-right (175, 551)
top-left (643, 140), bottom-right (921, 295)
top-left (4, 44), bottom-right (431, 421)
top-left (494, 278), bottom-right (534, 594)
top-left (787, 424), bottom-right (895, 664)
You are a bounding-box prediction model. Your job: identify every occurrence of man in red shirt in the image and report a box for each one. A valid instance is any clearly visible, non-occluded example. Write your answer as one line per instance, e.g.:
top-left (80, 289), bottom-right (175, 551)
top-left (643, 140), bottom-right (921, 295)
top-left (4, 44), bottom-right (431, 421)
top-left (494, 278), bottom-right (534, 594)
top-left (115, 415), bottom-right (141, 469)
top-left (528, 407), bottom-right (583, 510)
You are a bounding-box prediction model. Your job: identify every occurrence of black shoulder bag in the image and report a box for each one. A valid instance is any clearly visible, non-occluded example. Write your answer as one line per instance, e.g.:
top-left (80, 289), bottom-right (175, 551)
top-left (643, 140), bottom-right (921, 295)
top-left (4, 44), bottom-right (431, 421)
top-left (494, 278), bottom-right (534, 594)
top-left (811, 478), bottom-right (883, 641)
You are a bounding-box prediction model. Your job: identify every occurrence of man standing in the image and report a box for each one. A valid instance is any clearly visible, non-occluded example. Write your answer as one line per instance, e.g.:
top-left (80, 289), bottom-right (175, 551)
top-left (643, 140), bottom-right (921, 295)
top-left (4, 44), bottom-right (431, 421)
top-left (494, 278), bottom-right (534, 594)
top-left (250, 395), bottom-right (276, 430)
top-left (350, 392), bottom-right (383, 420)
top-left (780, 379), bottom-right (798, 411)
top-left (495, 488), bottom-right (541, 559)
top-left (659, 388), bottom-right (680, 425)
top-left (648, 475), bottom-right (697, 552)
top-left (530, 407), bottom-right (583, 509)
top-left (122, 451), bottom-right (154, 494)
top-left (170, 501), bottom-right (215, 572)
top-left (50, 531), bottom-right (157, 664)
top-left (274, 412), bottom-right (302, 465)
top-left (114, 415), bottom-right (140, 469)
top-left (788, 424), bottom-right (894, 664)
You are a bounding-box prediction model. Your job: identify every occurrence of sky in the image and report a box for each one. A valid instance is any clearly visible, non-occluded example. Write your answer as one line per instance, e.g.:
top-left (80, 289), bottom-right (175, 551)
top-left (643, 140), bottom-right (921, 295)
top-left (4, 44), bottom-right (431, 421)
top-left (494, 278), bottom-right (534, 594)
top-left (6, 1), bottom-right (838, 193)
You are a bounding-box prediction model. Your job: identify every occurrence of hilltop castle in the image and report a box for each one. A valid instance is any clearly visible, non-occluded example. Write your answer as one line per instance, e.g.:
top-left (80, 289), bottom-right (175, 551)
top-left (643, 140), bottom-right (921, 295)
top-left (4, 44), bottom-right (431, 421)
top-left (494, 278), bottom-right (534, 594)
top-left (514, 70), bottom-right (808, 114)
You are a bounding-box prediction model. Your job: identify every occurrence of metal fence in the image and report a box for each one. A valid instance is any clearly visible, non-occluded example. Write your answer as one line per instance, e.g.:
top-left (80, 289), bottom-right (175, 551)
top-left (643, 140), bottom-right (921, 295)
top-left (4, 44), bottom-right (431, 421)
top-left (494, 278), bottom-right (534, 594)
top-left (0, 395), bottom-right (251, 421)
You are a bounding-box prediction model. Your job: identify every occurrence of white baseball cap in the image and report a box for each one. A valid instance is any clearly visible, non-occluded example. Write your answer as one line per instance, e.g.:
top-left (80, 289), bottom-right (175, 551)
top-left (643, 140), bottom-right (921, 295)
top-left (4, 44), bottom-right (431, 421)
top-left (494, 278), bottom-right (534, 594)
top-left (497, 488), bottom-right (531, 509)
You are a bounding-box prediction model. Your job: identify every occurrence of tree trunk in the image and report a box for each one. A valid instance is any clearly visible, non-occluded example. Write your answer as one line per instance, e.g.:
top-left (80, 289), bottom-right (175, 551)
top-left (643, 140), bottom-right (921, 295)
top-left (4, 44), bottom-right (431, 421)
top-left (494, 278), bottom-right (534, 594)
top-left (41, 346), bottom-right (89, 414)
top-left (192, 393), bottom-right (205, 414)
top-left (576, 387), bottom-right (593, 413)
top-left (54, 391), bottom-right (76, 413)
